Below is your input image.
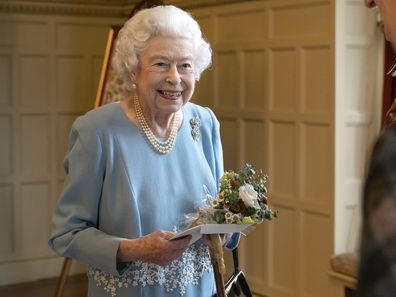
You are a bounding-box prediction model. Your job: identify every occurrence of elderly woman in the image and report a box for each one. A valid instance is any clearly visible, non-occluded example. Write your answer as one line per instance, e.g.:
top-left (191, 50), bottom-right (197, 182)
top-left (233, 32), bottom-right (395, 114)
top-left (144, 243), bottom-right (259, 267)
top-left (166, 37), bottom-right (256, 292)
top-left (49, 5), bottom-right (236, 297)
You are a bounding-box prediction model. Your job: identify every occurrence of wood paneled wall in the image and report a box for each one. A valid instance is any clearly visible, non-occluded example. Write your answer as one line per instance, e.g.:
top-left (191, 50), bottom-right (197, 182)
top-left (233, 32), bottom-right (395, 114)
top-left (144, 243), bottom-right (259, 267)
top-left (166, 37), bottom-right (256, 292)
top-left (191, 1), bottom-right (336, 296)
top-left (0, 10), bottom-right (123, 285)
top-left (190, 0), bottom-right (380, 296)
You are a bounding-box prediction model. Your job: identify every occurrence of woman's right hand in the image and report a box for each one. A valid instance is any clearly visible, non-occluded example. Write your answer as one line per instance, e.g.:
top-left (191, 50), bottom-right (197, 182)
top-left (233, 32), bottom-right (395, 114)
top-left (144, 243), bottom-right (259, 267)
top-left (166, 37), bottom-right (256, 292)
top-left (117, 230), bottom-right (192, 266)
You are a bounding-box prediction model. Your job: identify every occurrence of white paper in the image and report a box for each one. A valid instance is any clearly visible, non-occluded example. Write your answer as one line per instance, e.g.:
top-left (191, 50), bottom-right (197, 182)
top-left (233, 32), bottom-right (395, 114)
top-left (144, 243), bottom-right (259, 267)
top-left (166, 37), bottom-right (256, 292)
top-left (170, 224), bottom-right (251, 245)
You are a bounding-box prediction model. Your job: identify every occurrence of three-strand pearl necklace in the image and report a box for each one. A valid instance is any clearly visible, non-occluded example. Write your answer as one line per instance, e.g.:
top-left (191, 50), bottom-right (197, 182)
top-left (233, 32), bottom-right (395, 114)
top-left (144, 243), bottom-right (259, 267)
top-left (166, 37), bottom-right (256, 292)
top-left (133, 94), bottom-right (181, 154)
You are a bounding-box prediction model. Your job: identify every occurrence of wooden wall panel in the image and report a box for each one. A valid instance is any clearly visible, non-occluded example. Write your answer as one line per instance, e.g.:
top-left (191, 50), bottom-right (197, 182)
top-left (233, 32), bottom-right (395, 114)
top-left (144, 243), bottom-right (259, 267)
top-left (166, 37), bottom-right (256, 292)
top-left (244, 120), bottom-right (266, 168)
top-left (301, 211), bottom-right (332, 297)
top-left (220, 119), bottom-right (239, 171)
top-left (243, 50), bottom-right (266, 109)
top-left (0, 10), bottom-right (123, 285)
top-left (0, 55), bottom-right (12, 106)
top-left (270, 121), bottom-right (297, 197)
top-left (192, 1), bottom-right (338, 296)
top-left (20, 183), bottom-right (51, 257)
top-left (302, 124), bottom-right (331, 206)
top-left (0, 116), bottom-right (12, 176)
top-left (270, 49), bottom-right (297, 112)
top-left (19, 55), bottom-right (50, 108)
top-left (216, 51), bottom-right (239, 108)
top-left (302, 46), bottom-right (331, 113)
top-left (271, 2), bottom-right (330, 38)
top-left (0, 185), bottom-right (13, 255)
top-left (0, 20), bottom-right (49, 50)
top-left (56, 56), bottom-right (91, 111)
top-left (20, 115), bottom-right (50, 178)
top-left (217, 10), bottom-right (266, 43)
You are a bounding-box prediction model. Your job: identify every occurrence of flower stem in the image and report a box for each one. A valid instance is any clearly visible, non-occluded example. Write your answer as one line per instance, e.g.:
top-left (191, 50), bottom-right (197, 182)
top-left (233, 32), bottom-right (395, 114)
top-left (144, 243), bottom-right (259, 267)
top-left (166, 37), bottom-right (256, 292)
top-left (208, 234), bottom-right (226, 297)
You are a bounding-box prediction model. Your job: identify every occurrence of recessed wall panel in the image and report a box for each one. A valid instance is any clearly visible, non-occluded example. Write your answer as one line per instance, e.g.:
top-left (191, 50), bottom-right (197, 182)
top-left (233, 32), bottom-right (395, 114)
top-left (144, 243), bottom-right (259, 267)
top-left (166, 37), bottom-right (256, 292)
top-left (271, 3), bottom-right (330, 39)
top-left (20, 183), bottom-right (50, 256)
top-left (302, 124), bottom-right (331, 205)
top-left (92, 55), bottom-right (104, 100)
top-left (56, 24), bottom-right (108, 53)
top-left (0, 116), bottom-right (12, 176)
top-left (345, 46), bottom-right (371, 112)
top-left (220, 118), bottom-right (238, 171)
top-left (271, 206), bottom-right (297, 292)
top-left (0, 21), bottom-right (49, 49)
top-left (195, 16), bottom-right (213, 43)
top-left (56, 56), bottom-right (91, 111)
top-left (346, 2), bottom-right (376, 36)
top-left (303, 47), bottom-right (331, 113)
top-left (0, 55), bottom-right (12, 106)
top-left (216, 52), bottom-right (238, 108)
top-left (243, 223), bottom-right (267, 281)
top-left (270, 121), bottom-right (296, 196)
top-left (243, 50), bottom-right (266, 110)
top-left (301, 211), bottom-right (332, 297)
top-left (244, 120), bottom-right (266, 169)
top-left (19, 55), bottom-right (49, 108)
top-left (20, 115), bottom-right (50, 177)
top-left (217, 10), bottom-right (266, 43)
top-left (192, 15), bottom-right (213, 106)
top-left (193, 67), bottom-right (213, 107)
top-left (0, 184), bottom-right (13, 254)
top-left (345, 124), bottom-right (370, 179)
top-left (270, 49), bottom-right (296, 112)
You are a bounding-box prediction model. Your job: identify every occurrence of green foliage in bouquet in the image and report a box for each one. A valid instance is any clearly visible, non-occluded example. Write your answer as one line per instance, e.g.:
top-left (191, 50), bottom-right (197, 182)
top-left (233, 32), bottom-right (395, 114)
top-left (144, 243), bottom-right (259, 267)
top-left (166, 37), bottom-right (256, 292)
top-left (212, 164), bottom-right (278, 224)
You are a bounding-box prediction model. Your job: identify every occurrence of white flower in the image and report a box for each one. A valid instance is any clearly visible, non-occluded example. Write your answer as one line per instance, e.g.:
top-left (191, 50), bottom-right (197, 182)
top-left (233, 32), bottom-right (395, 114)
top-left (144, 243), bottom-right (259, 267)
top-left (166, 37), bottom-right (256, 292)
top-left (239, 184), bottom-right (260, 209)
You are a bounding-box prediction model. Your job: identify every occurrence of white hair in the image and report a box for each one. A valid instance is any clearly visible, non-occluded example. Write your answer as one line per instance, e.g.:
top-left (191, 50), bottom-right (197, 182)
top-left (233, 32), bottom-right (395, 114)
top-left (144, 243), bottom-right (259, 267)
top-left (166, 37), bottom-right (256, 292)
top-left (112, 5), bottom-right (212, 86)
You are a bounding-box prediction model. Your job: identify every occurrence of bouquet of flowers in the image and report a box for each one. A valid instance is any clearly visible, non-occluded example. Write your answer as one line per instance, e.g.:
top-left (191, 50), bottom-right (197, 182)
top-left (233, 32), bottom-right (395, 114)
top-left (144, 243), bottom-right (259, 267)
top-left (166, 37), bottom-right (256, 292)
top-left (185, 164), bottom-right (277, 296)
top-left (211, 163), bottom-right (277, 224)
top-left (184, 163), bottom-right (277, 228)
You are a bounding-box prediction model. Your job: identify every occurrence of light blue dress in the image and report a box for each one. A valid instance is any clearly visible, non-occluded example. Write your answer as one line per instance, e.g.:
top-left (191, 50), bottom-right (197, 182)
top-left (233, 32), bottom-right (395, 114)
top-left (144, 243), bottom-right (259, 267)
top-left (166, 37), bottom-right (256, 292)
top-left (49, 102), bottom-right (230, 297)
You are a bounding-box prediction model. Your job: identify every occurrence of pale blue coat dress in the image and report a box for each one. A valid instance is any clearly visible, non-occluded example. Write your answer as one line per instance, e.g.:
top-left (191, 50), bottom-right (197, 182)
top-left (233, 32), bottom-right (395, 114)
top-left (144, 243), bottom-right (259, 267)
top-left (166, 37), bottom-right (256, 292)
top-left (49, 102), bottom-right (236, 297)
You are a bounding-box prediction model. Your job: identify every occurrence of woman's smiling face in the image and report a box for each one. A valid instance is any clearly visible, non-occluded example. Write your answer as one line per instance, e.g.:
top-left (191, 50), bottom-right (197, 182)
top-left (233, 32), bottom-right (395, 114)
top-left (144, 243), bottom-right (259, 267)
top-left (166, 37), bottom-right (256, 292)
top-left (132, 36), bottom-right (196, 117)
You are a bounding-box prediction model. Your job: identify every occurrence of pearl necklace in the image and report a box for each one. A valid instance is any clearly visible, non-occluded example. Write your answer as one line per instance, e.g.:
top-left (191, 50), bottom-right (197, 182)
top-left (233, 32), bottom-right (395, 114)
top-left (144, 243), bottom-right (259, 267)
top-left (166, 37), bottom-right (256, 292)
top-left (133, 94), bottom-right (181, 154)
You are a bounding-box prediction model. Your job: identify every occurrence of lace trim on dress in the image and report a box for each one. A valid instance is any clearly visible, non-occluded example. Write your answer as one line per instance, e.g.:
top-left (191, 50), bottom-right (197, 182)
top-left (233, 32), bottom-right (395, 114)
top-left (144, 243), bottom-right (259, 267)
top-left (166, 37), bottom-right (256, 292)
top-left (87, 244), bottom-right (213, 297)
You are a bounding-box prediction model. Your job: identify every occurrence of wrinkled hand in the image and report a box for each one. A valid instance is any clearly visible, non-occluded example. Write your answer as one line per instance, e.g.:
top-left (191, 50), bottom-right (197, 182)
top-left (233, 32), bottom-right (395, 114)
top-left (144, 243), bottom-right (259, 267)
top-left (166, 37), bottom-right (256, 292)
top-left (118, 230), bottom-right (191, 266)
top-left (202, 233), bottom-right (231, 248)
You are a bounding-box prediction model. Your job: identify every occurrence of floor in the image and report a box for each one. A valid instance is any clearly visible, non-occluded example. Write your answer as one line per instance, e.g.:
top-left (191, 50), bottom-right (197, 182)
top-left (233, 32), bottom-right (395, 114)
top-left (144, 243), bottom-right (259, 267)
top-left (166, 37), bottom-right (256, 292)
top-left (0, 274), bottom-right (87, 297)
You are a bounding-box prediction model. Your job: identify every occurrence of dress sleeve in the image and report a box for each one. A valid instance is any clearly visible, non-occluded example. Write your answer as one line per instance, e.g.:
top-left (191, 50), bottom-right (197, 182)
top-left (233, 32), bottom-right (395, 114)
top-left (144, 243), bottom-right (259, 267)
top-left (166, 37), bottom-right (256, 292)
top-left (204, 108), bottom-right (240, 250)
top-left (204, 107), bottom-right (224, 189)
top-left (48, 116), bottom-right (126, 276)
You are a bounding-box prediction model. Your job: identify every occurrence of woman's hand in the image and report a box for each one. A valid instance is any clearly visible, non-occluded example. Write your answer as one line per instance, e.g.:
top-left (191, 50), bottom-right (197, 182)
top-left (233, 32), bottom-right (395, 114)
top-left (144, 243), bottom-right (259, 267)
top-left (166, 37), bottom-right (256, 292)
top-left (117, 230), bottom-right (191, 266)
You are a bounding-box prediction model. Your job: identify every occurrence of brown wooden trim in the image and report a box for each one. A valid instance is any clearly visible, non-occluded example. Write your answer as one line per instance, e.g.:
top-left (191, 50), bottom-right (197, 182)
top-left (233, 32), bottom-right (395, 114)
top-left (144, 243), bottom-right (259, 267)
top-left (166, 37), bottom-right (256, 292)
top-left (95, 26), bottom-right (121, 108)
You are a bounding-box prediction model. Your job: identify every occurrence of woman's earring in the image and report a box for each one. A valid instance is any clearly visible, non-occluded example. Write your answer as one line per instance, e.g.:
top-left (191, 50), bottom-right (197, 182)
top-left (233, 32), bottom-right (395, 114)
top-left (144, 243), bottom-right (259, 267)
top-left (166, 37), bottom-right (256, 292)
top-left (132, 83), bottom-right (137, 90)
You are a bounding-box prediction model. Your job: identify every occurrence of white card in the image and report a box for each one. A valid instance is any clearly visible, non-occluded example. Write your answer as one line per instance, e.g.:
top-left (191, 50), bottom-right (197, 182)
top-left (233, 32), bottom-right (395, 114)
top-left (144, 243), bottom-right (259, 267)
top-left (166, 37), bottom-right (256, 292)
top-left (170, 224), bottom-right (251, 245)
